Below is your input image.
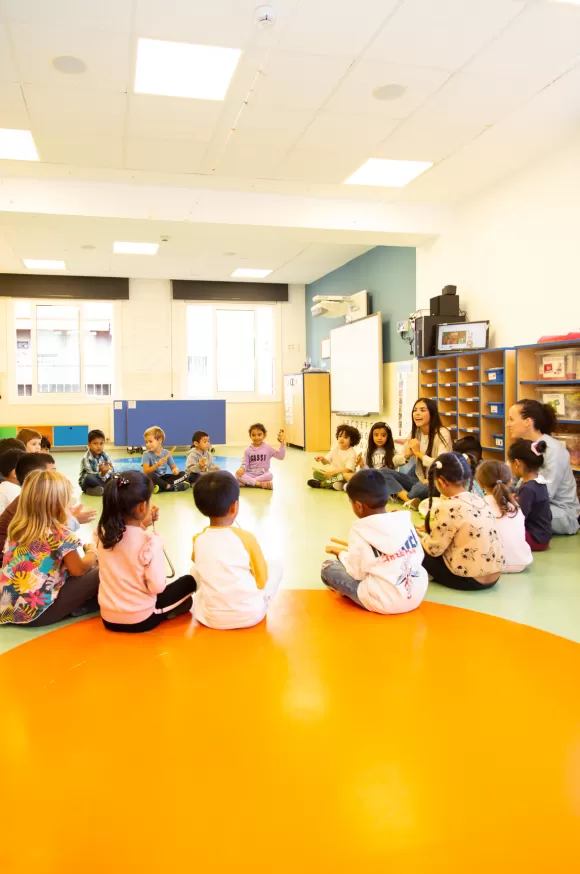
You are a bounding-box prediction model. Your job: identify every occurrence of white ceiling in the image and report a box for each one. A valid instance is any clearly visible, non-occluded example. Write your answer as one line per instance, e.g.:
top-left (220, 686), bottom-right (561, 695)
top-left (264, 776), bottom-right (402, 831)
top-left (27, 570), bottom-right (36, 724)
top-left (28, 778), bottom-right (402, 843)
top-left (0, 0), bottom-right (580, 280)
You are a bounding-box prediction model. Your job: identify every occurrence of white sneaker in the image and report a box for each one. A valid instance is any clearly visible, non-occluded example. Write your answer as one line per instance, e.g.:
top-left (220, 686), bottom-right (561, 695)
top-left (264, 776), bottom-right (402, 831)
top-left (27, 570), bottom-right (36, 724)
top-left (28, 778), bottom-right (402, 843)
top-left (332, 481), bottom-right (345, 491)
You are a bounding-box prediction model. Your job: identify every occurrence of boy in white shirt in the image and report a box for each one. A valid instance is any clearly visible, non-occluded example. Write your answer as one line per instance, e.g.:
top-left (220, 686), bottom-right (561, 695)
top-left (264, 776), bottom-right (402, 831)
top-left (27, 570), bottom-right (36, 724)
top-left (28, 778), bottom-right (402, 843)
top-left (321, 469), bottom-right (428, 614)
top-left (308, 425), bottom-right (361, 492)
top-left (191, 471), bottom-right (282, 630)
top-left (0, 449), bottom-right (25, 514)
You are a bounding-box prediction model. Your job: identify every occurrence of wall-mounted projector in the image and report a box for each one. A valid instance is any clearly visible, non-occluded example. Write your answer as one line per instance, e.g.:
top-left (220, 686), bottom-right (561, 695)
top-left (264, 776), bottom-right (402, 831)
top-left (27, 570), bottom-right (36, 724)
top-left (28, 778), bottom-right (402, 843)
top-left (311, 290), bottom-right (368, 322)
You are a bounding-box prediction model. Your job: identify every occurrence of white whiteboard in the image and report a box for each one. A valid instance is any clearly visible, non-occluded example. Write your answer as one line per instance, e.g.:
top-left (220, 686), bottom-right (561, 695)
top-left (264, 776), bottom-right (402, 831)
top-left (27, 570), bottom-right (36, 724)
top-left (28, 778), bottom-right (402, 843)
top-left (330, 313), bottom-right (383, 413)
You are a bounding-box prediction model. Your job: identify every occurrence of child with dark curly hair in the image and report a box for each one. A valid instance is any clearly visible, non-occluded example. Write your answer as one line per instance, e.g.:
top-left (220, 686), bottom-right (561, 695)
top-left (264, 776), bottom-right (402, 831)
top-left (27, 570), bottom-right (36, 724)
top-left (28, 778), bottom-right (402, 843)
top-left (308, 424), bottom-right (361, 491)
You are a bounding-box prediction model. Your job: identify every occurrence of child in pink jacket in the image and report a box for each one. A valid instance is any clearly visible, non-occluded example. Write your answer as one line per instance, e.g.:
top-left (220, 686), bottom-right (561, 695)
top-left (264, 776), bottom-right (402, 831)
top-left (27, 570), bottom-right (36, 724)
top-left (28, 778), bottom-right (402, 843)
top-left (95, 471), bottom-right (197, 633)
top-left (236, 424), bottom-right (286, 490)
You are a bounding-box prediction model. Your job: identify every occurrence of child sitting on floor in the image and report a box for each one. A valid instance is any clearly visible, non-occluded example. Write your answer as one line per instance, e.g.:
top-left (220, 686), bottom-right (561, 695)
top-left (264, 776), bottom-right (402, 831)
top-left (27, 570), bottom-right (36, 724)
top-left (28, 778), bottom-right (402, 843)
top-left (79, 429), bottom-right (115, 497)
top-left (0, 448), bottom-right (25, 513)
top-left (357, 421), bottom-right (396, 470)
top-left (15, 428), bottom-right (42, 453)
top-left (0, 470), bottom-right (99, 627)
top-left (308, 424), bottom-right (360, 491)
top-left (142, 426), bottom-right (190, 492)
top-left (476, 459), bottom-right (532, 573)
top-left (236, 424), bottom-right (286, 490)
top-left (186, 430), bottom-right (220, 483)
top-left (508, 439), bottom-right (552, 552)
top-left (96, 471), bottom-right (197, 633)
top-left (418, 452), bottom-right (502, 591)
top-left (453, 435), bottom-right (485, 499)
top-left (192, 471), bottom-right (282, 629)
top-left (321, 469), bottom-right (428, 613)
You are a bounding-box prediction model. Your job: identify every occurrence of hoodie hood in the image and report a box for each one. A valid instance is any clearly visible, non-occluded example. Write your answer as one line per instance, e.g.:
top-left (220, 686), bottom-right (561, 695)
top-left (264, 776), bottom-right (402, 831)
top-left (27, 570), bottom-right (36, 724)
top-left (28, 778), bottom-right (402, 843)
top-left (351, 511), bottom-right (419, 555)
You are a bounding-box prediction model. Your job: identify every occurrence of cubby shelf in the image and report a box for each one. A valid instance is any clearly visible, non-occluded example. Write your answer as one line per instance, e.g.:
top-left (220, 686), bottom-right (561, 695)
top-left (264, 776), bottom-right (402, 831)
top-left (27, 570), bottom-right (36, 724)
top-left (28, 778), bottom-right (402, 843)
top-left (419, 348), bottom-right (516, 461)
top-left (520, 380), bottom-right (580, 386)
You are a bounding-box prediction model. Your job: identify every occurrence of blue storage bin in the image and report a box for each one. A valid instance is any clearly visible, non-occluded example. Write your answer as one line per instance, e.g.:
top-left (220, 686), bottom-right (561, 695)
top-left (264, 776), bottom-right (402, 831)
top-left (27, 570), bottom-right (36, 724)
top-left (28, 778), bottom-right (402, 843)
top-left (485, 368), bottom-right (504, 385)
top-left (486, 402), bottom-right (504, 417)
top-left (53, 425), bottom-right (89, 447)
top-left (492, 433), bottom-right (504, 449)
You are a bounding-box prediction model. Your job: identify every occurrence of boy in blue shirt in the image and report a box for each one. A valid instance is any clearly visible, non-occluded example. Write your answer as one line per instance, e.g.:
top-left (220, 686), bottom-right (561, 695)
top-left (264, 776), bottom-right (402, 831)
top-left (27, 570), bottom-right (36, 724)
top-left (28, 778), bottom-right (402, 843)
top-left (79, 429), bottom-right (114, 496)
top-left (142, 426), bottom-right (189, 492)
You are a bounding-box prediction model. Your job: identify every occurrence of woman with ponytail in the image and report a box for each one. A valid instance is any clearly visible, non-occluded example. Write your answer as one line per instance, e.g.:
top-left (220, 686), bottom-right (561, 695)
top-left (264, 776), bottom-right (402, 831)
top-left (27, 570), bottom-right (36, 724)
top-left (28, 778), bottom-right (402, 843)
top-left (96, 471), bottom-right (197, 633)
top-left (508, 399), bottom-right (579, 536)
top-left (476, 460), bottom-right (532, 573)
top-left (418, 452), bottom-right (502, 590)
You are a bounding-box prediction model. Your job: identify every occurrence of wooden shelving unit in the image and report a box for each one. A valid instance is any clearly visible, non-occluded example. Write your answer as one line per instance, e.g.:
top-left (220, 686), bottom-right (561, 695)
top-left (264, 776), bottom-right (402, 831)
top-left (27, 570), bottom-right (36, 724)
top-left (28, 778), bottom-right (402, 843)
top-left (419, 348), bottom-right (515, 460)
top-left (516, 340), bottom-right (580, 479)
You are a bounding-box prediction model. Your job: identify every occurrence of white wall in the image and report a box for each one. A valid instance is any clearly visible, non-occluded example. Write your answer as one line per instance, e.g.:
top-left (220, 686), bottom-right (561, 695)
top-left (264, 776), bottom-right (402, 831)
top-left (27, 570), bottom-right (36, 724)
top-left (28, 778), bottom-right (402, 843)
top-left (417, 132), bottom-right (580, 349)
top-left (0, 281), bottom-right (306, 446)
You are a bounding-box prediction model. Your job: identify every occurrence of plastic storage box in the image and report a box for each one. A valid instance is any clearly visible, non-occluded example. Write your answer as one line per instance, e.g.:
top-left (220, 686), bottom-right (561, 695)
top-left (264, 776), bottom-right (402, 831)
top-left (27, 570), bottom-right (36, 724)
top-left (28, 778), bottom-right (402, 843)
top-left (536, 348), bottom-right (578, 380)
top-left (492, 434), bottom-right (504, 449)
top-left (486, 402), bottom-right (504, 416)
top-left (485, 368), bottom-right (504, 384)
top-left (554, 433), bottom-right (580, 466)
top-left (535, 387), bottom-right (580, 421)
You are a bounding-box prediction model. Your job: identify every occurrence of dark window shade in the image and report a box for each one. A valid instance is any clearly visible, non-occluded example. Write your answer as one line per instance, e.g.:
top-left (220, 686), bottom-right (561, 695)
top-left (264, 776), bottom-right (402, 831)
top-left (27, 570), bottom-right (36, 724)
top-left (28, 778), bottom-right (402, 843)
top-left (0, 274), bottom-right (129, 299)
top-left (172, 280), bottom-right (288, 302)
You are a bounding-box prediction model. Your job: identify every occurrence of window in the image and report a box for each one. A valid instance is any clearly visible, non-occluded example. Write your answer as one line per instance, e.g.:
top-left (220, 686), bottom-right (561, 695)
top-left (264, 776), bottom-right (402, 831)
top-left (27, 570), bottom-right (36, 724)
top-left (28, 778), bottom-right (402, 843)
top-left (14, 301), bottom-right (114, 399)
top-left (187, 304), bottom-right (276, 399)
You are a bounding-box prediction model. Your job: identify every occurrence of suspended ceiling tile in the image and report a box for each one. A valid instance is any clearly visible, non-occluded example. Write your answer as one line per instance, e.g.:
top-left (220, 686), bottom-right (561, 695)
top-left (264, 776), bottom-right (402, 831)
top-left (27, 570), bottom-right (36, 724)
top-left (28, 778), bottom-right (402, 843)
top-left (376, 120), bottom-right (487, 163)
top-left (2, 0), bottom-right (134, 32)
top-left (297, 113), bottom-right (400, 151)
top-left (251, 52), bottom-right (353, 110)
top-left (0, 82), bottom-right (31, 128)
top-left (124, 139), bottom-right (208, 174)
top-left (23, 85), bottom-right (127, 136)
top-left (364, 0), bottom-right (526, 71)
top-left (127, 95), bottom-right (224, 141)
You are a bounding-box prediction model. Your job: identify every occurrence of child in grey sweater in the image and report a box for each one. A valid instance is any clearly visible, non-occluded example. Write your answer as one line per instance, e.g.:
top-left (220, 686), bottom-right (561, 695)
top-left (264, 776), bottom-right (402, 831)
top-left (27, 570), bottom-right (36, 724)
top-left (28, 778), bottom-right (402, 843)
top-left (186, 431), bottom-right (220, 482)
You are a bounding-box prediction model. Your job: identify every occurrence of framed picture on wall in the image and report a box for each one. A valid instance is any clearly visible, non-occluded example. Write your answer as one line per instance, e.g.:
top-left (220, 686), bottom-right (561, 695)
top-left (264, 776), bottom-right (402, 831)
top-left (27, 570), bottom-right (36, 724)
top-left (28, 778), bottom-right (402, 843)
top-left (321, 338), bottom-right (330, 360)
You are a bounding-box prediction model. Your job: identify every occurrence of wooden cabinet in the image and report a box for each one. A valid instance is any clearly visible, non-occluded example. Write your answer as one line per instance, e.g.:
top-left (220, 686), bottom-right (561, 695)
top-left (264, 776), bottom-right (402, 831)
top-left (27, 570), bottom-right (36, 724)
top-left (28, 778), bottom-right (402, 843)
top-left (419, 348), bottom-right (515, 461)
top-left (284, 372), bottom-right (330, 451)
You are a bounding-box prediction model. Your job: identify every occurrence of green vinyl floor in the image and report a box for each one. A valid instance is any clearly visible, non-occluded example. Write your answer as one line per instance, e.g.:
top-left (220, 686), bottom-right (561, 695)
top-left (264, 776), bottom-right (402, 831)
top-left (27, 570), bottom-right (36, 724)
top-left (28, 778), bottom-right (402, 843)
top-left (1, 446), bottom-right (579, 653)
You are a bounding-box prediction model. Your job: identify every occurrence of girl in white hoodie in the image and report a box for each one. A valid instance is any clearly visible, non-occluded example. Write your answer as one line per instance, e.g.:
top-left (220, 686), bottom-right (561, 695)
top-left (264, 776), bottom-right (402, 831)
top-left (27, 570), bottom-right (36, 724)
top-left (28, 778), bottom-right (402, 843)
top-left (476, 459), bottom-right (532, 574)
top-left (321, 469), bottom-right (428, 614)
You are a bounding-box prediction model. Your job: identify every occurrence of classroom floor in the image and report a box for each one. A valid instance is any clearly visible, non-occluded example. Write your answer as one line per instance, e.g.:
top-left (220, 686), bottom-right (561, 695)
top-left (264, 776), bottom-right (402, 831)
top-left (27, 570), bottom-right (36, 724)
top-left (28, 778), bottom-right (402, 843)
top-left (1, 447), bottom-right (579, 872)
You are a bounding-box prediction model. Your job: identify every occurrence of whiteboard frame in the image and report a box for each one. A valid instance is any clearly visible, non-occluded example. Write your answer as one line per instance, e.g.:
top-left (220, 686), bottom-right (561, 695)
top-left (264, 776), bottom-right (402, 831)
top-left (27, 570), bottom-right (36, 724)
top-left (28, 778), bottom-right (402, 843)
top-left (330, 312), bottom-right (383, 415)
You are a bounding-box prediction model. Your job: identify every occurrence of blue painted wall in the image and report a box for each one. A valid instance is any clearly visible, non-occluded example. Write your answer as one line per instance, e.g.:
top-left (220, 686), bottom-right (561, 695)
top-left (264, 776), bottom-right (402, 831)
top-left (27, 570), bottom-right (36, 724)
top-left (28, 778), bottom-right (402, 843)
top-left (306, 246), bottom-right (416, 366)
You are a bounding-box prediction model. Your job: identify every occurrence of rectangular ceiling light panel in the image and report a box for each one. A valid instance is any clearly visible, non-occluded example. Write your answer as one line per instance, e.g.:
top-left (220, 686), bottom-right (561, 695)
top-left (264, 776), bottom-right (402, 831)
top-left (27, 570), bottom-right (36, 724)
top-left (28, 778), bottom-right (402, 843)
top-left (113, 241), bottom-right (159, 255)
top-left (0, 129), bottom-right (39, 161)
top-left (345, 158), bottom-right (433, 187)
top-left (135, 38), bottom-right (242, 100)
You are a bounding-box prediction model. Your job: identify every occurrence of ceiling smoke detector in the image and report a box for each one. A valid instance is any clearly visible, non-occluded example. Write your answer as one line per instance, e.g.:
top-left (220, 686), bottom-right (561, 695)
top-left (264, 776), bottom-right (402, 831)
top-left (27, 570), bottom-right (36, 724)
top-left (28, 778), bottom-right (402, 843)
top-left (254, 5), bottom-right (276, 28)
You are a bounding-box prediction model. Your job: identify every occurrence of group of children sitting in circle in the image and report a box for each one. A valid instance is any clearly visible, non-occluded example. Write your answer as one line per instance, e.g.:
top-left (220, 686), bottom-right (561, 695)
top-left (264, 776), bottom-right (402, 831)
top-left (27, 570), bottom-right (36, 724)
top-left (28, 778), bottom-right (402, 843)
top-left (0, 395), bottom-right (577, 633)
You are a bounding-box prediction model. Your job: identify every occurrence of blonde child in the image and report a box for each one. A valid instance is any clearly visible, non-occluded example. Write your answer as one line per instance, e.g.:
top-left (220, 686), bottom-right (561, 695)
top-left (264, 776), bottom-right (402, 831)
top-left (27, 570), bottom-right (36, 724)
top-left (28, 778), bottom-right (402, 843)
top-left (236, 423), bottom-right (286, 490)
top-left (308, 424), bottom-right (360, 491)
top-left (142, 426), bottom-right (189, 492)
top-left (0, 470), bottom-right (99, 626)
top-left (321, 469), bottom-right (428, 613)
top-left (96, 471), bottom-right (197, 633)
top-left (192, 471), bottom-right (282, 629)
top-left (186, 430), bottom-right (220, 483)
top-left (15, 428), bottom-right (42, 453)
top-left (476, 459), bottom-right (532, 573)
top-left (418, 452), bottom-right (502, 590)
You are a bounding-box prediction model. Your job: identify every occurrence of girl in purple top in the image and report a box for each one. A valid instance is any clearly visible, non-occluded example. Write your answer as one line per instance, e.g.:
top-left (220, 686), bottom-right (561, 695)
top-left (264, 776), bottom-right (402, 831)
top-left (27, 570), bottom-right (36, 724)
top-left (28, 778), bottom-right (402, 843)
top-left (236, 424), bottom-right (286, 490)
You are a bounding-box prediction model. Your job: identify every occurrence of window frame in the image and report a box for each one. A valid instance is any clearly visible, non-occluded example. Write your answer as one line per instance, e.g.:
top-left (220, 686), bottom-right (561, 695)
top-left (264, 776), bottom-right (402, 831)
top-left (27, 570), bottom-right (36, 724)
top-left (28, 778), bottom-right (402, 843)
top-left (6, 298), bottom-right (122, 406)
top-left (185, 301), bottom-right (282, 403)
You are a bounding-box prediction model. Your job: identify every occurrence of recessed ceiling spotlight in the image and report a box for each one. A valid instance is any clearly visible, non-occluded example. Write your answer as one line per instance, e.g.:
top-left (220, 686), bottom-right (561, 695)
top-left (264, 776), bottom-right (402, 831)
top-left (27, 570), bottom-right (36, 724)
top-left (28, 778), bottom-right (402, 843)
top-left (223, 252), bottom-right (237, 256)
top-left (113, 241), bottom-right (159, 255)
top-left (81, 244), bottom-right (96, 250)
top-left (345, 158), bottom-right (432, 188)
top-left (135, 38), bottom-right (241, 100)
top-left (23, 259), bottom-right (66, 270)
top-left (372, 83), bottom-right (408, 101)
top-left (231, 268), bottom-right (272, 279)
top-left (52, 55), bottom-right (87, 74)
top-left (0, 129), bottom-right (39, 161)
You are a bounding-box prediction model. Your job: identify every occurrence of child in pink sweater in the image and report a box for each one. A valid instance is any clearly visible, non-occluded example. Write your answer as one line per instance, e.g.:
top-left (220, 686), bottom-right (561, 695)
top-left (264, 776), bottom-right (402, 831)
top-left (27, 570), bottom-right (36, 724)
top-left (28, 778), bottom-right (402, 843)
top-left (95, 471), bottom-right (197, 633)
top-left (236, 423), bottom-right (286, 490)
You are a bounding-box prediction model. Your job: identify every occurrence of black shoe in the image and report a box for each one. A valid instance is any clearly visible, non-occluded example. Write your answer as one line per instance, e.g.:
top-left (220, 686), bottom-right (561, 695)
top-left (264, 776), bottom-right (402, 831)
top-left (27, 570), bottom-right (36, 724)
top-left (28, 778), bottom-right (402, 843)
top-left (165, 596), bottom-right (193, 620)
top-left (307, 479), bottom-right (321, 488)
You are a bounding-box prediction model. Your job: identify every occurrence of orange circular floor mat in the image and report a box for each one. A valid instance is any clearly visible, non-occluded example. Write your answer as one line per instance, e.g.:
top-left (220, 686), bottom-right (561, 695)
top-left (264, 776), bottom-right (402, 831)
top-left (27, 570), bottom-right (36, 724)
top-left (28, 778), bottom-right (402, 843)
top-left (1, 592), bottom-right (579, 874)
